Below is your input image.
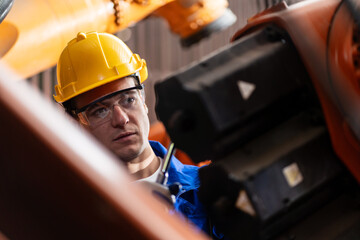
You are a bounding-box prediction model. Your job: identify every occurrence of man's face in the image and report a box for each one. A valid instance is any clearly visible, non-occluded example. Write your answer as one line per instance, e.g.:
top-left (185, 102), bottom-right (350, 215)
top-left (74, 77), bottom-right (150, 162)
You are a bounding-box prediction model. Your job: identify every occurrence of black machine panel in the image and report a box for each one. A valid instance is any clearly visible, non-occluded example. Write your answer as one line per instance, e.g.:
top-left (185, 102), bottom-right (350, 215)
top-left (155, 24), bottom-right (318, 163)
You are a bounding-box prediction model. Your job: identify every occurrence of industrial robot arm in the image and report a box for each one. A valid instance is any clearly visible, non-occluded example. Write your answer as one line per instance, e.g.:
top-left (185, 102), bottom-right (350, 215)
top-left (0, 0), bottom-right (235, 78)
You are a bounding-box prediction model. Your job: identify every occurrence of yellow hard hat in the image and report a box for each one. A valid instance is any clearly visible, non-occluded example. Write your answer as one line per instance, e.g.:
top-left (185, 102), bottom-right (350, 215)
top-left (54, 31), bottom-right (148, 103)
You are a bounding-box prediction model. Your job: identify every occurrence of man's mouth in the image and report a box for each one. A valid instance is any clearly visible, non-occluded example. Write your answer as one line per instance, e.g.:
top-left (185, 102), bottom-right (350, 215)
top-left (113, 132), bottom-right (136, 141)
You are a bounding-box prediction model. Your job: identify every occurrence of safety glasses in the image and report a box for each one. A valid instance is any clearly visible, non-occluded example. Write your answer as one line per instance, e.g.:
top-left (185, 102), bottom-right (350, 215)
top-left (75, 85), bottom-right (144, 128)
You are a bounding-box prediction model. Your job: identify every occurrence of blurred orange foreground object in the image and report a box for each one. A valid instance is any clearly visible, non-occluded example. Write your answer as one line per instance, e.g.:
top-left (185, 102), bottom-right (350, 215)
top-left (149, 121), bottom-right (211, 167)
top-left (0, 64), bottom-right (209, 239)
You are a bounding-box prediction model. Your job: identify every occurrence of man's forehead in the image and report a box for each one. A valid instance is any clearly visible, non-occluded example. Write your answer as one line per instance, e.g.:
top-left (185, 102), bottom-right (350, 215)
top-left (74, 77), bottom-right (137, 109)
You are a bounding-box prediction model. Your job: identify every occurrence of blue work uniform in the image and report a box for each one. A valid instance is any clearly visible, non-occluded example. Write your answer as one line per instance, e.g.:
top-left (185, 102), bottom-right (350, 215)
top-left (150, 141), bottom-right (223, 239)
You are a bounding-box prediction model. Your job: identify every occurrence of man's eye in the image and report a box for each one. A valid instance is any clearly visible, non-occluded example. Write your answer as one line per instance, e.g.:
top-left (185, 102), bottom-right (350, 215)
top-left (119, 96), bottom-right (136, 107)
top-left (90, 107), bottom-right (109, 119)
top-left (126, 97), bottom-right (135, 104)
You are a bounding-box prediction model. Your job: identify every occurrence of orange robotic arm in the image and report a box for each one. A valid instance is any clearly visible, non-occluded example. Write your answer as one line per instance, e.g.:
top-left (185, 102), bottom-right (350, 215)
top-left (0, 0), bottom-right (235, 79)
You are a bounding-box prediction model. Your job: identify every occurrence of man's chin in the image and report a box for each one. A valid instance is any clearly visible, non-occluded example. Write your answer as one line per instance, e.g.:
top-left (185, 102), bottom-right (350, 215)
top-left (107, 138), bottom-right (147, 162)
top-left (113, 148), bottom-right (140, 163)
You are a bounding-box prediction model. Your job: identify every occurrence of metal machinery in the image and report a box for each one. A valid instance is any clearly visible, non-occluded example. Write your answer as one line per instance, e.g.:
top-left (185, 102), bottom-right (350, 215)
top-left (0, 0), bottom-right (236, 78)
top-left (155, 0), bottom-right (360, 239)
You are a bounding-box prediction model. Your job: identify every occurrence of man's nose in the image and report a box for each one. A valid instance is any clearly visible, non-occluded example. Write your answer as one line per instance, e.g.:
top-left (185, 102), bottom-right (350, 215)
top-left (111, 105), bottom-right (129, 127)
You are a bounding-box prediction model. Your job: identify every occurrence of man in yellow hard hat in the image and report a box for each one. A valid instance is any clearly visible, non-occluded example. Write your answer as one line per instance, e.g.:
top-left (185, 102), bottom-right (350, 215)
top-left (54, 32), bottom-right (223, 238)
top-left (54, 31), bottom-right (158, 181)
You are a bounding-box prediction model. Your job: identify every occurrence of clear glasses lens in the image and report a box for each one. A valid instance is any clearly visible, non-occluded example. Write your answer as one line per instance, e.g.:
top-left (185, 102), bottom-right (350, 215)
top-left (77, 86), bottom-right (142, 127)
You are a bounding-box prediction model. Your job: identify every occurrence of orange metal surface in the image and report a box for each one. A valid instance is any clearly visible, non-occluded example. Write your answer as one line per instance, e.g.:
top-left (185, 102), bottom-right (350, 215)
top-left (232, 0), bottom-right (360, 183)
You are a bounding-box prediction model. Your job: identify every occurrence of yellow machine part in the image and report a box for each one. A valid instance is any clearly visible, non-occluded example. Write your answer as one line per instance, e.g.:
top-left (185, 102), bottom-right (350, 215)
top-left (0, 0), bottom-right (169, 78)
top-left (0, 0), bottom-right (235, 79)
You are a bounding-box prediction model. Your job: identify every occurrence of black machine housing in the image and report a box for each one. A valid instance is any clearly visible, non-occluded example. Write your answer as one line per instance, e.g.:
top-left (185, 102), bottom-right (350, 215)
top-left (155, 24), bottom-right (360, 239)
